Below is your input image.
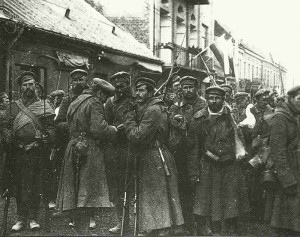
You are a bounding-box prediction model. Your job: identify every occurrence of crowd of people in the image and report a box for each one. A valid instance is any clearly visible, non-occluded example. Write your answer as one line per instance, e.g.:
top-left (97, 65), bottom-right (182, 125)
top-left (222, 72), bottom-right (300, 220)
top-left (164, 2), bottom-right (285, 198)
top-left (0, 68), bottom-right (299, 236)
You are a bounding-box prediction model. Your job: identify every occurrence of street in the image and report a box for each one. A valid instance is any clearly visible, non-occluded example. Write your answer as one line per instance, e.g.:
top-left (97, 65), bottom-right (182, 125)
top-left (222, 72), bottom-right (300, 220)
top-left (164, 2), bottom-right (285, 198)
top-left (0, 197), bottom-right (276, 236)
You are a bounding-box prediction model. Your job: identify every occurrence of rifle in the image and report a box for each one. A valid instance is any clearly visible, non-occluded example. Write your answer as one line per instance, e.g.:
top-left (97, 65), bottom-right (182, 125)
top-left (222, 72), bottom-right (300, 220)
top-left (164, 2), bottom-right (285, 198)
top-left (120, 143), bottom-right (130, 236)
top-left (133, 153), bottom-right (138, 236)
top-left (1, 64), bottom-right (13, 237)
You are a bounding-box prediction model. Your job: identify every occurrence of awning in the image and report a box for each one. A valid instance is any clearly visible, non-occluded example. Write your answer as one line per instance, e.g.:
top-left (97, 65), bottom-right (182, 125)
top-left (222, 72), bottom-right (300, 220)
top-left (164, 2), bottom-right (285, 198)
top-left (56, 51), bottom-right (90, 69)
top-left (103, 52), bottom-right (162, 72)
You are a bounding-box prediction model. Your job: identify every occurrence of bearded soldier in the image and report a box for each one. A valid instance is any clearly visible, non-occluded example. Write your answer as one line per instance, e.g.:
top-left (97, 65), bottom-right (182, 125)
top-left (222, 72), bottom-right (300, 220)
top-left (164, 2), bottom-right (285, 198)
top-left (56, 78), bottom-right (117, 229)
top-left (2, 71), bottom-right (55, 231)
top-left (125, 77), bottom-right (184, 236)
top-left (168, 75), bottom-right (206, 234)
top-left (187, 86), bottom-right (249, 235)
top-left (52, 69), bottom-right (89, 211)
top-left (104, 71), bottom-right (132, 234)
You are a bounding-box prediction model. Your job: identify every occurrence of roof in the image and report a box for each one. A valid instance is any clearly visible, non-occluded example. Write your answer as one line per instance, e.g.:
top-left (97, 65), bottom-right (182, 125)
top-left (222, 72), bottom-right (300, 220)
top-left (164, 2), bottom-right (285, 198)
top-left (0, 0), bottom-right (161, 63)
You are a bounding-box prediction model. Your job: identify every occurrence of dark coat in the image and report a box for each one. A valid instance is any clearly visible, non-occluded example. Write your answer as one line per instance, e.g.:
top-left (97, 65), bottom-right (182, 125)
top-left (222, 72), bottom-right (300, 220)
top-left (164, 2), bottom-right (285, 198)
top-left (56, 90), bottom-right (116, 211)
top-left (104, 95), bottom-right (131, 206)
top-left (125, 97), bottom-right (184, 232)
top-left (187, 106), bottom-right (249, 221)
top-left (269, 102), bottom-right (300, 232)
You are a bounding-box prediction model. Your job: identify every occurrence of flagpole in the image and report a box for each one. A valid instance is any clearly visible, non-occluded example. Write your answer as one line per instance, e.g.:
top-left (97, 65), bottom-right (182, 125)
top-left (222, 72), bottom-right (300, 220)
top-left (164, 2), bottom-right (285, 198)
top-left (278, 63), bottom-right (285, 95)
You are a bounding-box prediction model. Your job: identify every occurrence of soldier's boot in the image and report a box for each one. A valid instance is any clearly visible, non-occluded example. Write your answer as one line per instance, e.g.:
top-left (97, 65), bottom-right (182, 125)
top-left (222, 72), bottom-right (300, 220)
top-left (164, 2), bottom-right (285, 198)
top-left (29, 220), bottom-right (40, 230)
top-left (195, 215), bottom-right (213, 236)
top-left (11, 221), bottom-right (26, 232)
top-left (109, 222), bottom-right (121, 234)
top-left (89, 218), bottom-right (97, 229)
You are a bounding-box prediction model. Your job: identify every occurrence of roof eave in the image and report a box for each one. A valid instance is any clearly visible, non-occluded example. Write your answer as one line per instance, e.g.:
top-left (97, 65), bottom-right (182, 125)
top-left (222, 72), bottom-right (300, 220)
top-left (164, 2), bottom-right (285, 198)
top-left (0, 17), bottom-right (163, 65)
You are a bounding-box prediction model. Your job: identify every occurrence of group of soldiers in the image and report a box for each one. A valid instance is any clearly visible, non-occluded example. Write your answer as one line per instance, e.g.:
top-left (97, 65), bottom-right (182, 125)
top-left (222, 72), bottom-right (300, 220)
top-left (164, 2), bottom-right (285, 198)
top-left (0, 67), bottom-right (299, 236)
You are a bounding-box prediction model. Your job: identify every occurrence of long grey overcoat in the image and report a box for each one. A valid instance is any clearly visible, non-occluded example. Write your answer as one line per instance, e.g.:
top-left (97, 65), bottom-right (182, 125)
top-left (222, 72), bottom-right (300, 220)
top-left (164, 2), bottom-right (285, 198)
top-left (125, 97), bottom-right (184, 232)
top-left (187, 106), bottom-right (249, 221)
top-left (268, 101), bottom-right (300, 232)
top-left (56, 91), bottom-right (115, 211)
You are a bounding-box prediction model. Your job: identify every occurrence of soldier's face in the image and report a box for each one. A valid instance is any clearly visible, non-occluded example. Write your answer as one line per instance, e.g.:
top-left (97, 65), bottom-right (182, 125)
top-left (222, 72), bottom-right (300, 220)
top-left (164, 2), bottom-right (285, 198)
top-left (136, 85), bottom-right (152, 104)
top-left (258, 95), bottom-right (269, 109)
top-left (21, 78), bottom-right (36, 98)
top-left (72, 74), bottom-right (87, 90)
top-left (207, 93), bottom-right (224, 112)
top-left (182, 84), bottom-right (196, 99)
top-left (172, 82), bottom-right (180, 94)
top-left (290, 93), bottom-right (300, 112)
top-left (114, 81), bottom-right (130, 98)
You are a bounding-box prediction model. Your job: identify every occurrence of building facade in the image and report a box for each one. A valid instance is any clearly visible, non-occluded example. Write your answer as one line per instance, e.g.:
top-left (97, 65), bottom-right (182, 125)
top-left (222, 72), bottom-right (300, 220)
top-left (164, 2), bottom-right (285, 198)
top-left (0, 0), bottom-right (162, 95)
top-left (237, 41), bottom-right (287, 94)
top-left (101, 0), bottom-right (214, 87)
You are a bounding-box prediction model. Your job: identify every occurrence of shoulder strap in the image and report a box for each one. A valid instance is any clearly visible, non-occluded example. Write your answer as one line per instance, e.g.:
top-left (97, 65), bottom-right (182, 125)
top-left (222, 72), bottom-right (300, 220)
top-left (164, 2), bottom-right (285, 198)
top-left (72, 95), bottom-right (93, 116)
top-left (15, 100), bottom-right (45, 132)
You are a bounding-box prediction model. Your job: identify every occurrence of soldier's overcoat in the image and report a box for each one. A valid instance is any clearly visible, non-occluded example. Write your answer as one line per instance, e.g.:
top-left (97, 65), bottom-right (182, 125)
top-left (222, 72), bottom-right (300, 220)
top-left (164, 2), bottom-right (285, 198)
top-left (56, 90), bottom-right (115, 211)
top-left (187, 106), bottom-right (249, 221)
top-left (125, 97), bottom-right (184, 232)
top-left (268, 101), bottom-right (300, 232)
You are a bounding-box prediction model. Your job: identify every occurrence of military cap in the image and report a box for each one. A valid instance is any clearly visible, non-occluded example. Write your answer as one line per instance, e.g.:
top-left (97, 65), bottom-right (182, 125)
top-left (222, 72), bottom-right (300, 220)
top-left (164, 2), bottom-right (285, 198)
top-left (170, 73), bottom-right (180, 84)
top-left (234, 92), bottom-right (249, 101)
top-left (205, 86), bottom-right (226, 97)
top-left (287, 85), bottom-right (300, 96)
top-left (92, 78), bottom-right (115, 96)
top-left (254, 89), bottom-right (270, 98)
top-left (135, 77), bottom-right (156, 89)
top-left (180, 75), bottom-right (198, 86)
top-left (49, 90), bottom-right (65, 97)
top-left (110, 71), bottom-right (130, 84)
top-left (17, 71), bottom-right (36, 86)
top-left (220, 84), bottom-right (233, 93)
top-left (70, 69), bottom-right (88, 78)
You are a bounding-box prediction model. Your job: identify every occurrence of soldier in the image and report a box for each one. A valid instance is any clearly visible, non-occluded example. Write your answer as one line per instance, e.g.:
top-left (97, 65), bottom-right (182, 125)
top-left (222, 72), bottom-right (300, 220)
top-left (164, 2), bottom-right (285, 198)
top-left (104, 71), bottom-right (132, 234)
top-left (53, 69), bottom-right (89, 212)
top-left (162, 73), bottom-right (181, 109)
top-left (56, 78), bottom-right (117, 229)
top-left (55, 69), bottom-right (89, 123)
top-left (248, 89), bottom-right (274, 222)
top-left (268, 86), bottom-right (300, 235)
top-left (220, 84), bottom-right (233, 106)
top-left (187, 86), bottom-right (249, 235)
top-left (168, 75), bottom-right (206, 234)
top-left (125, 77), bottom-right (184, 236)
top-left (2, 71), bottom-right (56, 231)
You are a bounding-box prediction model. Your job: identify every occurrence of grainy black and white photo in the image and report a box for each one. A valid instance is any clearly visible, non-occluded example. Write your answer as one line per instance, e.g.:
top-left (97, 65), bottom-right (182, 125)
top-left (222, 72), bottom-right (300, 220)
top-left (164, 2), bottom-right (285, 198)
top-left (0, 0), bottom-right (299, 236)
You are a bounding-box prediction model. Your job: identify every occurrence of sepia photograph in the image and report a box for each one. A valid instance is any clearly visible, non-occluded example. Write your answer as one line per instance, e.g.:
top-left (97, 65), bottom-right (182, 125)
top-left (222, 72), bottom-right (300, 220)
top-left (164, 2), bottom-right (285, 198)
top-left (0, 0), bottom-right (299, 236)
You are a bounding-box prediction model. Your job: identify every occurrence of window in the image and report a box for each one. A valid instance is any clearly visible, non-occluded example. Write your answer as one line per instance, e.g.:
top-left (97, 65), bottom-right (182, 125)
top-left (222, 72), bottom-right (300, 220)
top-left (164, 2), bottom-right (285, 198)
top-left (244, 62), bottom-right (246, 78)
top-left (201, 24), bottom-right (208, 47)
top-left (252, 65), bottom-right (254, 79)
top-left (256, 67), bottom-right (258, 77)
top-left (178, 5), bottom-right (184, 13)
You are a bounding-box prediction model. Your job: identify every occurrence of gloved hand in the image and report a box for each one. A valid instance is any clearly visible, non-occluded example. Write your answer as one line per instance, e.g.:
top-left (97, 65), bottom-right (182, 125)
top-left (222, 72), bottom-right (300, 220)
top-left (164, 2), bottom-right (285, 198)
top-left (190, 175), bottom-right (200, 187)
top-left (284, 184), bottom-right (297, 196)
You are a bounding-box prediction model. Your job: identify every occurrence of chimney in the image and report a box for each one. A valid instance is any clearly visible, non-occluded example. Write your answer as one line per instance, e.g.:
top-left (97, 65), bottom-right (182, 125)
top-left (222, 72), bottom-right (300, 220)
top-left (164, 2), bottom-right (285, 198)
top-left (65, 8), bottom-right (70, 19)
